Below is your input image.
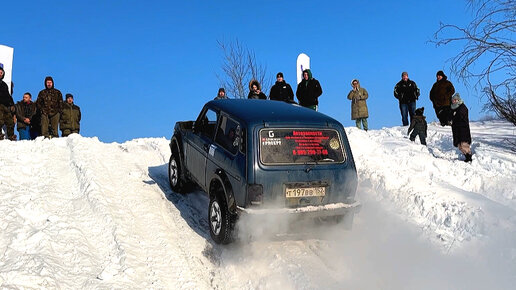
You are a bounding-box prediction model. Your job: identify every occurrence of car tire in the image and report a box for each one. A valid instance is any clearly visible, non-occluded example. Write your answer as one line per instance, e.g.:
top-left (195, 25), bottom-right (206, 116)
top-left (209, 191), bottom-right (233, 244)
top-left (168, 152), bottom-right (186, 193)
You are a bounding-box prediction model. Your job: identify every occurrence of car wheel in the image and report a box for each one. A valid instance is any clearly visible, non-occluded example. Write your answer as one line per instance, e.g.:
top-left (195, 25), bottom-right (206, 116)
top-left (168, 153), bottom-right (185, 193)
top-left (209, 192), bottom-right (233, 244)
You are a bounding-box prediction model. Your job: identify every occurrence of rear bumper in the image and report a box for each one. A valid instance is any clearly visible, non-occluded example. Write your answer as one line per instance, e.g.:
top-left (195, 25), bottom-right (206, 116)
top-left (237, 201), bottom-right (361, 219)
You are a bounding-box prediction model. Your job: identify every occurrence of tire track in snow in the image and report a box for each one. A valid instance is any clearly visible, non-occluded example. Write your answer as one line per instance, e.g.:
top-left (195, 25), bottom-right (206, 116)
top-left (66, 137), bottom-right (220, 289)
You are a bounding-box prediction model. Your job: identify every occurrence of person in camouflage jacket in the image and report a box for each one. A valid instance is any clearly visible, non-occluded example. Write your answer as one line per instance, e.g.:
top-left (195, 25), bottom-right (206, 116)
top-left (60, 93), bottom-right (81, 137)
top-left (36, 76), bottom-right (63, 138)
top-left (0, 66), bottom-right (16, 140)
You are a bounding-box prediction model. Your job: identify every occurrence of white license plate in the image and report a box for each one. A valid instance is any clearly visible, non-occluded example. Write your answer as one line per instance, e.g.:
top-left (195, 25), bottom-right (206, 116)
top-left (286, 187), bottom-right (326, 198)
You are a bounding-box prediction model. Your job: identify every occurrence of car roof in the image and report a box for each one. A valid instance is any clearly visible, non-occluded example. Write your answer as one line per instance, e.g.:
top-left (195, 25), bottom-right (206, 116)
top-left (207, 99), bottom-right (341, 127)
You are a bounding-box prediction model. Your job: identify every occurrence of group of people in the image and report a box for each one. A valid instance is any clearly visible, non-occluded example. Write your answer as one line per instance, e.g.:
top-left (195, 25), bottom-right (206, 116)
top-left (0, 69), bottom-right (81, 141)
top-left (215, 69), bottom-right (323, 111)
top-left (215, 69), bottom-right (473, 162)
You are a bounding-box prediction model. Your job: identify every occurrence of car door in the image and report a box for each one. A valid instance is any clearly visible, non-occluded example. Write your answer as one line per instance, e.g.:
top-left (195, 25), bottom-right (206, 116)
top-left (186, 108), bottom-right (218, 190)
top-left (207, 114), bottom-right (247, 204)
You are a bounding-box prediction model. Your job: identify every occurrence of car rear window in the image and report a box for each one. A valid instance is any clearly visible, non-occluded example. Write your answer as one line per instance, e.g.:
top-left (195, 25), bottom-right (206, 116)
top-left (259, 129), bottom-right (346, 165)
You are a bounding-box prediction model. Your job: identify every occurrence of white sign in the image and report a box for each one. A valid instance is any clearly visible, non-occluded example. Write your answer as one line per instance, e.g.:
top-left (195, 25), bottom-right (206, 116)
top-left (0, 45), bottom-right (14, 94)
top-left (296, 53), bottom-right (310, 85)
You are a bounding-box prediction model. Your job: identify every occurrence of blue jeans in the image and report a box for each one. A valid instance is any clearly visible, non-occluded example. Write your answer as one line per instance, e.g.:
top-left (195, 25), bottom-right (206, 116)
top-left (400, 102), bottom-right (416, 126)
top-left (18, 127), bottom-right (31, 140)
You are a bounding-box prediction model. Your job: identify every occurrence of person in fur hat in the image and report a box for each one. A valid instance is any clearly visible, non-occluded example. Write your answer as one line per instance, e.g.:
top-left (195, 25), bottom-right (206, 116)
top-left (407, 107), bottom-right (427, 145)
top-left (247, 80), bottom-right (267, 100)
top-left (450, 93), bottom-right (473, 162)
top-left (430, 70), bottom-right (455, 126)
top-left (347, 79), bottom-right (369, 131)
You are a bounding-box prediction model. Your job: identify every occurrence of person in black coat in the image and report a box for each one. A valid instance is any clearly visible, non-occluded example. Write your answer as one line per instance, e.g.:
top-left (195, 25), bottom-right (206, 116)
top-left (247, 80), bottom-right (267, 100)
top-left (451, 93), bottom-right (472, 162)
top-left (407, 107), bottom-right (427, 145)
top-left (15, 92), bottom-right (38, 140)
top-left (269, 72), bottom-right (294, 103)
top-left (296, 69), bottom-right (322, 110)
top-left (394, 71), bottom-right (420, 126)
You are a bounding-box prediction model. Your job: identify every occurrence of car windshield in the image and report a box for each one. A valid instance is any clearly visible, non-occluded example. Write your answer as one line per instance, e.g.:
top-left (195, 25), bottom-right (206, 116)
top-left (259, 128), bottom-right (346, 165)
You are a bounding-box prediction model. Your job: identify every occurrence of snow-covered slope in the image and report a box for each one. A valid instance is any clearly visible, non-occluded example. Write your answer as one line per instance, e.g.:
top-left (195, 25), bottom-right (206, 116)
top-left (0, 121), bottom-right (515, 289)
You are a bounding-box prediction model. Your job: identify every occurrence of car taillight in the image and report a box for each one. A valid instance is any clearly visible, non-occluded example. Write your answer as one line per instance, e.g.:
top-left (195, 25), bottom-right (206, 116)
top-left (247, 184), bottom-right (263, 205)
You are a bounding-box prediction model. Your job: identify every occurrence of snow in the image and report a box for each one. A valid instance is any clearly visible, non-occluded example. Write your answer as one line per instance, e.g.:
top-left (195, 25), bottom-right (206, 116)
top-left (0, 121), bottom-right (515, 289)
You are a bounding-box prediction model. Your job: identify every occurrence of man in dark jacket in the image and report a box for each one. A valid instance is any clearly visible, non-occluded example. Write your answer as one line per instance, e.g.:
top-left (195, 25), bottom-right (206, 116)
top-left (430, 70), bottom-right (455, 126)
top-left (36, 76), bottom-right (63, 138)
top-left (0, 66), bottom-right (16, 140)
top-left (60, 93), bottom-right (81, 137)
top-left (15, 92), bottom-right (38, 140)
top-left (296, 69), bottom-right (322, 111)
top-left (269, 72), bottom-right (294, 103)
top-left (394, 71), bottom-right (420, 126)
top-left (451, 93), bottom-right (472, 162)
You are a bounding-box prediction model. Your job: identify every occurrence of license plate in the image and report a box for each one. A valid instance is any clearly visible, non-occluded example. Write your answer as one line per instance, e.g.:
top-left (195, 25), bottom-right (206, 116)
top-left (286, 187), bottom-right (326, 198)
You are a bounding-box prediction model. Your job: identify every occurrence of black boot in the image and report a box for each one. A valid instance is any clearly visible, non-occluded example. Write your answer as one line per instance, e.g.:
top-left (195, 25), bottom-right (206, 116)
top-left (464, 153), bottom-right (473, 162)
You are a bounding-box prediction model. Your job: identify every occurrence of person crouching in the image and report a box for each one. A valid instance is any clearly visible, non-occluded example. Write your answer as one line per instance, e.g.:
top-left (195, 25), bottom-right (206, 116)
top-left (407, 107), bottom-right (427, 145)
top-left (451, 93), bottom-right (472, 162)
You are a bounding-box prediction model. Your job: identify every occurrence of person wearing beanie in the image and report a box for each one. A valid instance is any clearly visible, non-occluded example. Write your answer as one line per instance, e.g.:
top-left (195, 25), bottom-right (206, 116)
top-left (247, 80), bottom-right (267, 100)
top-left (296, 69), bottom-right (322, 111)
top-left (59, 93), bottom-right (81, 137)
top-left (347, 79), bottom-right (369, 131)
top-left (0, 66), bottom-right (16, 140)
top-left (394, 71), bottom-right (420, 126)
top-left (407, 107), bottom-right (427, 145)
top-left (214, 88), bottom-right (227, 100)
top-left (36, 76), bottom-right (63, 138)
top-left (450, 93), bottom-right (473, 162)
top-left (15, 92), bottom-right (37, 140)
top-left (269, 72), bottom-right (294, 103)
top-left (430, 70), bottom-right (455, 126)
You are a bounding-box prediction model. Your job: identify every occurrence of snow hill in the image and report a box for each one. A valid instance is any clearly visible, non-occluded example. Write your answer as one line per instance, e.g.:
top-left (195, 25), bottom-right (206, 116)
top-left (0, 121), bottom-right (515, 289)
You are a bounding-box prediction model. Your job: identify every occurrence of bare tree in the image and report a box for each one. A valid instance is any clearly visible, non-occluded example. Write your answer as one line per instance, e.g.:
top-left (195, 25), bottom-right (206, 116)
top-left (216, 39), bottom-right (271, 99)
top-left (432, 0), bottom-right (516, 126)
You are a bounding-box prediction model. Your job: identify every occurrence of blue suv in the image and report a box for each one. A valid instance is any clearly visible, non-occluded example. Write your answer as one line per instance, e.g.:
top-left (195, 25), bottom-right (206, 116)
top-left (169, 99), bottom-right (360, 244)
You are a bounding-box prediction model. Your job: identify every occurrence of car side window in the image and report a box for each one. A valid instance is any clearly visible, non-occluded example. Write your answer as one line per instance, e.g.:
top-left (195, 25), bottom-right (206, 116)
top-left (215, 115), bottom-right (240, 155)
top-left (197, 108), bottom-right (218, 139)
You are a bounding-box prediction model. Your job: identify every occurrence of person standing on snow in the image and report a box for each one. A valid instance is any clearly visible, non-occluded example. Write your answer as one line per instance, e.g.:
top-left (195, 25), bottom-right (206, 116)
top-left (394, 71), bottom-right (420, 126)
top-left (347, 79), bottom-right (369, 131)
top-left (60, 93), bottom-right (81, 137)
top-left (214, 88), bottom-right (227, 100)
top-left (0, 66), bottom-right (16, 141)
top-left (247, 80), bottom-right (267, 100)
top-left (407, 107), bottom-right (427, 145)
top-left (36, 76), bottom-right (63, 138)
top-left (269, 72), bottom-right (294, 103)
top-left (296, 69), bottom-right (322, 111)
top-left (430, 70), bottom-right (455, 126)
top-left (450, 93), bottom-right (473, 162)
top-left (15, 92), bottom-right (37, 140)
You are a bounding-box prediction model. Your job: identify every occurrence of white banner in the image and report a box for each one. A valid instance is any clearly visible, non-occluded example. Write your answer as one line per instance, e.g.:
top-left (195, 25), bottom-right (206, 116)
top-left (296, 53), bottom-right (310, 85)
top-left (0, 44), bottom-right (14, 94)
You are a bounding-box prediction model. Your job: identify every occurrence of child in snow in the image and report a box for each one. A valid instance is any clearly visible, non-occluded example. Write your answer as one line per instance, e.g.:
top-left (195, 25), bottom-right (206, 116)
top-left (451, 93), bottom-right (473, 162)
top-left (407, 107), bottom-right (427, 145)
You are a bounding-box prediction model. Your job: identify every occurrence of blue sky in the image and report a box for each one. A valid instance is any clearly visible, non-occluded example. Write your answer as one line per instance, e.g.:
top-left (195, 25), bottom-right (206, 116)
top-left (3, 0), bottom-right (485, 142)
